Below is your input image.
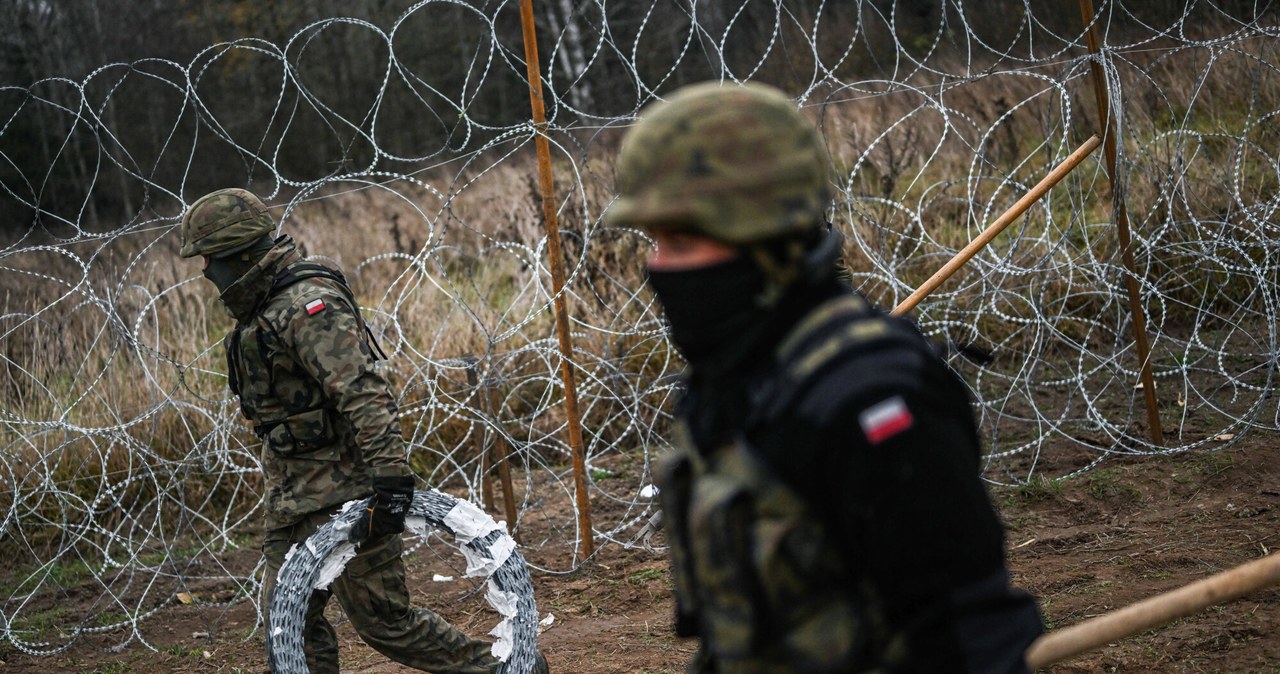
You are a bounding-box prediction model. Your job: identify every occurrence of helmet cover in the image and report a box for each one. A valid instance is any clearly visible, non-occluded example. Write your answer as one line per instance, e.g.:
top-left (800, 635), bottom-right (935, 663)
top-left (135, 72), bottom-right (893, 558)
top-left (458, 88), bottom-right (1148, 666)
top-left (179, 188), bottom-right (275, 258)
top-left (608, 82), bottom-right (833, 244)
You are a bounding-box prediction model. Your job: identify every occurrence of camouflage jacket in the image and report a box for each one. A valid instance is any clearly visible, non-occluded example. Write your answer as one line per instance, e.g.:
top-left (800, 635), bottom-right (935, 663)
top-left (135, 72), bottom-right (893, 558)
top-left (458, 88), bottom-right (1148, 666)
top-left (220, 236), bottom-right (410, 531)
top-left (659, 291), bottom-right (1043, 673)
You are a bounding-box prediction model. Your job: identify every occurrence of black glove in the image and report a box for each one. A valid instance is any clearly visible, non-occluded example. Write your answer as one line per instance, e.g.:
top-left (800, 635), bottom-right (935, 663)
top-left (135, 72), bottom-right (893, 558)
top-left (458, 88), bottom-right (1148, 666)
top-left (353, 475), bottom-right (415, 543)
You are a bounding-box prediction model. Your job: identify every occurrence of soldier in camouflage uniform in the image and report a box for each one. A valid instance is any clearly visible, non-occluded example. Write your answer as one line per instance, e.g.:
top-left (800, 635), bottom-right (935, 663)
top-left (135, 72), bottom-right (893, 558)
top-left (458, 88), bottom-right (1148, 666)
top-left (179, 188), bottom-right (517, 674)
top-left (608, 83), bottom-right (1044, 672)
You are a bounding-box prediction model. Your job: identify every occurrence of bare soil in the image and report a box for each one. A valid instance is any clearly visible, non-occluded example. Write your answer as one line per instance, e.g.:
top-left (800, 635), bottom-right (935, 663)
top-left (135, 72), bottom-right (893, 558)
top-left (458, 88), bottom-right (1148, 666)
top-left (3, 431), bottom-right (1278, 674)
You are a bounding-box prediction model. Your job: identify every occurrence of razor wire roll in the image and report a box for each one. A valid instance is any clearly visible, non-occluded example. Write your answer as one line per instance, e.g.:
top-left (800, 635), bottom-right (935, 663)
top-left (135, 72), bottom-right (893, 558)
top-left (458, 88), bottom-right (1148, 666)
top-left (267, 489), bottom-right (540, 674)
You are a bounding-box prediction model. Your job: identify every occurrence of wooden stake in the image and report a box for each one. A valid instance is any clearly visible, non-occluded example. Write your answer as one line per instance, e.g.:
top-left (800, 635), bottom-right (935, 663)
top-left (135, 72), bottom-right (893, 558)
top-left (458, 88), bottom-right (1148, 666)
top-left (465, 362), bottom-right (496, 512)
top-left (486, 384), bottom-right (522, 545)
top-left (518, 0), bottom-right (595, 558)
top-left (891, 135), bottom-right (1102, 317)
top-left (1026, 553), bottom-right (1280, 669)
top-left (1078, 0), bottom-right (1164, 445)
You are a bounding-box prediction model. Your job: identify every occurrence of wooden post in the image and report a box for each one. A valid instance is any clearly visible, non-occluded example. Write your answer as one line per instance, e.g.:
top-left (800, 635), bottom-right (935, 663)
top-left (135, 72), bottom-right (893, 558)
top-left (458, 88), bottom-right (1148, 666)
top-left (464, 358), bottom-right (495, 511)
top-left (1026, 553), bottom-right (1280, 669)
top-left (486, 385), bottom-right (522, 544)
top-left (892, 136), bottom-right (1102, 317)
top-left (1078, 0), bottom-right (1164, 445)
top-left (518, 0), bottom-right (595, 558)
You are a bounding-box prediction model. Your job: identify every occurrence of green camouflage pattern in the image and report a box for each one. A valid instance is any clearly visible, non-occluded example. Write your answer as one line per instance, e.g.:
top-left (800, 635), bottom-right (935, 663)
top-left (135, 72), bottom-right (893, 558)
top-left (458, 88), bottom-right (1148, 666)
top-left (179, 188), bottom-right (276, 258)
top-left (220, 236), bottom-right (410, 530)
top-left (262, 508), bottom-right (501, 674)
top-left (660, 424), bottom-right (902, 673)
top-left (773, 293), bottom-right (889, 380)
top-left (608, 82), bottom-right (832, 243)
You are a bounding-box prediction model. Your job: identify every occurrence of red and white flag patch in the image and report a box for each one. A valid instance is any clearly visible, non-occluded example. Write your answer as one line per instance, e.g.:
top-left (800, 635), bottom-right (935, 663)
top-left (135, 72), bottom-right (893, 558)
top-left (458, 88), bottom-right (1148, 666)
top-left (858, 395), bottom-right (914, 444)
top-left (304, 298), bottom-right (327, 316)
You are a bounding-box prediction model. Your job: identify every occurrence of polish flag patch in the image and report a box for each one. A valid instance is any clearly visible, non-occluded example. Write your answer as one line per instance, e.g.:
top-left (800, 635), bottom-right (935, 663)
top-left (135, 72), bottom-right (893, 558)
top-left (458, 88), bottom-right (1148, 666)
top-left (858, 396), bottom-right (914, 444)
top-left (304, 298), bottom-right (327, 315)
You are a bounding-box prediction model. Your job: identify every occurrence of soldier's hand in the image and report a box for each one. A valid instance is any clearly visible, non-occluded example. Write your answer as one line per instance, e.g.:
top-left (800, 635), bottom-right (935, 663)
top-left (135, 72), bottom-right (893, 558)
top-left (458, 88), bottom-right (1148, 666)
top-left (353, 475), bottom-right (415, 543)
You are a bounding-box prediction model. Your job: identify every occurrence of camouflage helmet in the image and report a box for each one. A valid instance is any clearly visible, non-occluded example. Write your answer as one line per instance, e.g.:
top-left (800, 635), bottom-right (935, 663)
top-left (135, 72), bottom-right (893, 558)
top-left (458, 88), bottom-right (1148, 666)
top-left (607, 82), bottom-right (832, 243)
top-left (178, 188), bottom-right (275, 258)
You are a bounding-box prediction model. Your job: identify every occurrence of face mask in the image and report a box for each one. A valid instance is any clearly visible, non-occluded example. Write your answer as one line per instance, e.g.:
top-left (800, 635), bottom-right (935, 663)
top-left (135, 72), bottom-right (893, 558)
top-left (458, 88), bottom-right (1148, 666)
top-left (200, 235), bottom-right (276, 294)
top-left (646, 255), bottom-right (770, 369)
top-left (202, 257), bottom-right (245, 294)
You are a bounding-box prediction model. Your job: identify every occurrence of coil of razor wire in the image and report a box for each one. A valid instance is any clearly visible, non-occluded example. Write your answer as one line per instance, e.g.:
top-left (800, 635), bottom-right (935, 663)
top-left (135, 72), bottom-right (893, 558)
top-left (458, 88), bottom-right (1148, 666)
top-left (268, 488), bottom-right (539, 674)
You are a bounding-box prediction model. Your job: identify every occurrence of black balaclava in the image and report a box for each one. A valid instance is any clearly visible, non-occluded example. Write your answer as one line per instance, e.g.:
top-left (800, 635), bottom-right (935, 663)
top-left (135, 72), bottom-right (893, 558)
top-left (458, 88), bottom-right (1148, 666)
top-left (647, 228), bottom-right (846, 450)
top-left (645, 254), bottom-right (770, 374)
top-left (202, 234), bottom-right (276, 295)
top-left (646, 227), bottom-right (842, 374)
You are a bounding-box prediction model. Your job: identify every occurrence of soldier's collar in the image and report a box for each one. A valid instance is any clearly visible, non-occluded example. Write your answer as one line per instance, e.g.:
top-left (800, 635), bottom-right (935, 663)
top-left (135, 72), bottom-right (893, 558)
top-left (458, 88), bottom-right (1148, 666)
top-left (219, 236), bottom-right (301, 320)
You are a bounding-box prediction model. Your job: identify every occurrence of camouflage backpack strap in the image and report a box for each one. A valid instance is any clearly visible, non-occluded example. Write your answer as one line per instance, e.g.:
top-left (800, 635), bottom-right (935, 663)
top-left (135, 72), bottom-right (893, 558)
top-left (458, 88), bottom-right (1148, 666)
top-left (225, 316), bottom-right (279, 424)
top-left (270, 261), bottom-right (348, 293)
top-left (224, 303), bottom-right (279, 409)
top-left (269, 262), bottom-right (388, 360)
top-left (750, 293), bottom-right (926, 426)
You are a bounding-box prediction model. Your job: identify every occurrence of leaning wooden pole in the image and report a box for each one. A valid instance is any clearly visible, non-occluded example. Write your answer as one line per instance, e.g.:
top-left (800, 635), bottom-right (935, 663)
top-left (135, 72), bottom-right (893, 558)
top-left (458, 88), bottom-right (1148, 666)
top-left (1026, 553), bottom-right (1280, 669)
top-left (1079, 0), bottom-right (1164, 445)
top-left (518, 0), bottom-right (595, 558)
top-left (892, 135), bottom-right (1102, 317)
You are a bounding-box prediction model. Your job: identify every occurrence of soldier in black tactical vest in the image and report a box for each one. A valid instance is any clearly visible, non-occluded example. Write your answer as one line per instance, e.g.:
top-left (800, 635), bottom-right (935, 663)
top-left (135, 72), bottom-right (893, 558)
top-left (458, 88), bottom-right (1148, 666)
top-left (179, 189), bottom-right (542, 673)
top-left (608, 83), bottom-right (1045, 672)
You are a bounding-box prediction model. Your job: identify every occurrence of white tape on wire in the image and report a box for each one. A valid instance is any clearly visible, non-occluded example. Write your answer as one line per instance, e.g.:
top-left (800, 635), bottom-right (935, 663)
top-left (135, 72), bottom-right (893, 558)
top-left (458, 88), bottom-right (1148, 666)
top-left (267, 489), bottom-right (540, 673)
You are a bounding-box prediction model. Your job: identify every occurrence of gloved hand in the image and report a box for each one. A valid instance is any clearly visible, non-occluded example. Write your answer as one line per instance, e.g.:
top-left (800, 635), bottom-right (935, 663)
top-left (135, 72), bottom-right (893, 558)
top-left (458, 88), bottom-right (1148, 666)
top-left (352, 475), bottom-right (416, 543)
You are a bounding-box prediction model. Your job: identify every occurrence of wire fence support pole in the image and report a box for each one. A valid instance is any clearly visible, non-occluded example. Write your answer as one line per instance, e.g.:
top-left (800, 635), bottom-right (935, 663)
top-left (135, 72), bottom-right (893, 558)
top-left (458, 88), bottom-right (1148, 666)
top-left (518, 0), bottom-right (595, 558)
top-left (487, 383), bottom-right (523, 545)
top-left (465, 360), bottom-right (497, 511)
top-left (1079, 0), bottom-right (1164, 445)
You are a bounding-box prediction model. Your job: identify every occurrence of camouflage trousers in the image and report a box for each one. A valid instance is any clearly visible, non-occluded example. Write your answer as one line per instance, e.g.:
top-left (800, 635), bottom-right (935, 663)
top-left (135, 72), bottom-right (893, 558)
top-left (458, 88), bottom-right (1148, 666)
top-left (262, 508), bottom-right (501, 674)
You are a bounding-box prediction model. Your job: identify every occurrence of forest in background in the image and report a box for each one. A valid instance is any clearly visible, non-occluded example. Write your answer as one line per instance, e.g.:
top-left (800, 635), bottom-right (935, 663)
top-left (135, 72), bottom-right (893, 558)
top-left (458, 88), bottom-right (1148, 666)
top-left (0, 0), bottom-right (1266, 233)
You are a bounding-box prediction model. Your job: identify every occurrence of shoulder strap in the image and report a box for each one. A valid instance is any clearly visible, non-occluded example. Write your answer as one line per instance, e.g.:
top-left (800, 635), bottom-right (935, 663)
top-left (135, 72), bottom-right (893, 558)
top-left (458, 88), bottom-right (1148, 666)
top-left (225, 329), bottom-right (243, 398)
top-left (748, 293), bottom-right (922, 427)
top-left (269, 261), bottom-right (349, 295)
top-left (266, 262), bottom-right (388, 360)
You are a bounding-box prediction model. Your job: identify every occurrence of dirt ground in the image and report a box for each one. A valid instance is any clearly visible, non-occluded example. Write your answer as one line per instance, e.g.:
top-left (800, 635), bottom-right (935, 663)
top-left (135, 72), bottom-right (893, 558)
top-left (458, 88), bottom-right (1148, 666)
top-left (3, 431), bottom-right (1279, 674)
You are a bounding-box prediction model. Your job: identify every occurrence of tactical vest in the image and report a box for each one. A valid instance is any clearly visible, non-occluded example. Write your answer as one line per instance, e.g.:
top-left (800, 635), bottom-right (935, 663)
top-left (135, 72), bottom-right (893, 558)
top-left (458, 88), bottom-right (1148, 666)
top-left (226, 262), bottom-right (384, 436)
top-left (225, 261), bottom-right (386, 528)
top-left (659, 294), bottom-right (929, 673)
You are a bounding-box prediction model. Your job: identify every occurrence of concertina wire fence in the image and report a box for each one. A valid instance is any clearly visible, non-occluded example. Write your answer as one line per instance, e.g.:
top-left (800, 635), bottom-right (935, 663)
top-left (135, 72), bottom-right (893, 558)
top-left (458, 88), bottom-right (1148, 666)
top-left (1, 0), bottom-right (1277, 657)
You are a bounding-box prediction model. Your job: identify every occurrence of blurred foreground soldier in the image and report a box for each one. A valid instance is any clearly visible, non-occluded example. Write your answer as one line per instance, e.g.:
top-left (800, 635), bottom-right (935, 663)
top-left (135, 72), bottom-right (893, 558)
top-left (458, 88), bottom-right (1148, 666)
top-left (608, 83), bottom-right (1044, 673)
top-left (179, 189), bottom-right (541, 674)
